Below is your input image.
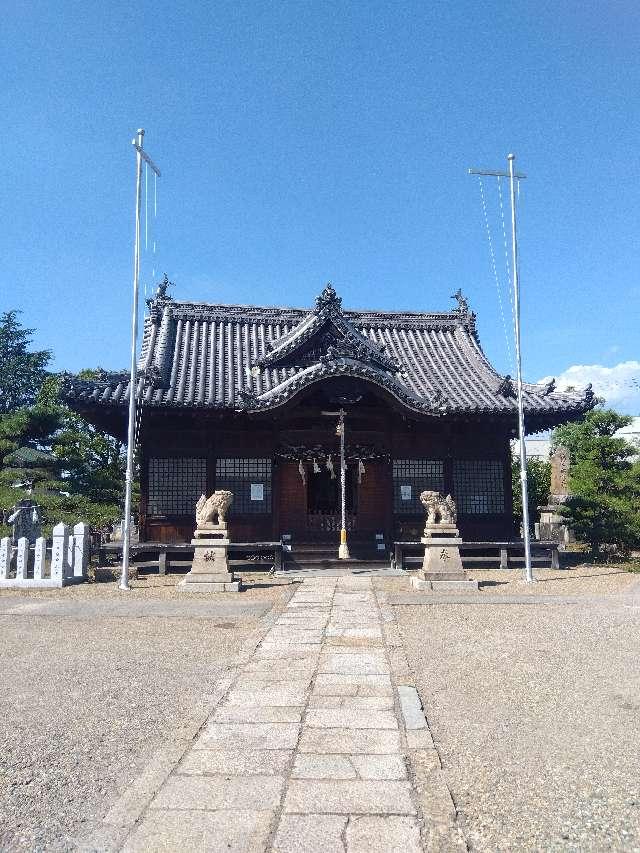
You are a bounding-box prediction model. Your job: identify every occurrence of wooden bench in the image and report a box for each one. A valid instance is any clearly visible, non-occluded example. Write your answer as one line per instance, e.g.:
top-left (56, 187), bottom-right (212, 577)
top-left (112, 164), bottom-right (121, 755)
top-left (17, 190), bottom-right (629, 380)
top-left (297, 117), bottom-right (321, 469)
top-left (393, 540), bottom-right (560, 571)
top-left (97, 541), bottom-right (284, 574)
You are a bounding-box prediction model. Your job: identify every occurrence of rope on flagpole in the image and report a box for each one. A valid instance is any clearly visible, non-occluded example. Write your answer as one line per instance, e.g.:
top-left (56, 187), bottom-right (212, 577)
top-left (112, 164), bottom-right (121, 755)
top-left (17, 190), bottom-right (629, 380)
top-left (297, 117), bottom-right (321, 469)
top-left (497, 176), bottom-right (516, 326)
top-left (478, 176), bottom-right (514, 374)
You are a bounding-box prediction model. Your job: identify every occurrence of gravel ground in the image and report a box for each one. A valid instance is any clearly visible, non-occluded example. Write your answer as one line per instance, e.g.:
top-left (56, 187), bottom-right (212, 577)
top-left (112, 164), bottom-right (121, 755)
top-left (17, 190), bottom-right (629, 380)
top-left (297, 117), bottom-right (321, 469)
top-left (0, 579), bottom-right (291, 852)
top-left (375, 564), bottom-right (639, 598)
top-left (0, 569), bottom-right (293, 601)
top-left (395, 580), bottom-right (640, 852)
top-left (468, 565), bottom-right (638, 596)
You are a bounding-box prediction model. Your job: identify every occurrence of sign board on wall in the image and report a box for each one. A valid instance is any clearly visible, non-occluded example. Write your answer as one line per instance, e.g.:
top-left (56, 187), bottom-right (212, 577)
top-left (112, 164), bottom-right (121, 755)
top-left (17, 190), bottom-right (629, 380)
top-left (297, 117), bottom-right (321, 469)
top-left (400, 485), bottom-right (412, 501)
top-left (250, 483), bottom-right (264, 501)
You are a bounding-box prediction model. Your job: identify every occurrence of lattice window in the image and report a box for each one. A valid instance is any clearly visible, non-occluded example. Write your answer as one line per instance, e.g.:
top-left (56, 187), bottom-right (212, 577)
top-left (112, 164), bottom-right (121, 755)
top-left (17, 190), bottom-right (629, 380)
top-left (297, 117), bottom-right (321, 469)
top-left (215, 458), bottom-right (272, 514)
top-left (453, 460), bottom-right (505, 514)
top-left (392, 459), bottom-right (444, 514)
top-left (147, 457), bottom-right (207, 516)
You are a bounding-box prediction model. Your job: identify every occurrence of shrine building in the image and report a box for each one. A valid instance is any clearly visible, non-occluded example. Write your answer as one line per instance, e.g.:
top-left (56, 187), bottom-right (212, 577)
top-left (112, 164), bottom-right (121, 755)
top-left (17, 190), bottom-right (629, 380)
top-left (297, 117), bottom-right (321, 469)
top-left (62, 283), bottom-right (594, 553)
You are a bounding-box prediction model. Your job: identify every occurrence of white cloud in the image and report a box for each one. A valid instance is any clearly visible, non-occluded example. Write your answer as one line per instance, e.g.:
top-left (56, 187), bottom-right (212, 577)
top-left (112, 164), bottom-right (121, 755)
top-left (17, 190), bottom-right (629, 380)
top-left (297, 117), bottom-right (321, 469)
top-left (537, 361), bottom-right (640, 414)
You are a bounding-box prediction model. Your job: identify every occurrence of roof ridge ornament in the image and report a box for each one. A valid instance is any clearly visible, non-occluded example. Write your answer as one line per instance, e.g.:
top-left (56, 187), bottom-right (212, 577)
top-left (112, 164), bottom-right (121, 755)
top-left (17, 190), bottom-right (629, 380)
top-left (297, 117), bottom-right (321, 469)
top-left (315, 282), bottom-right (342, 312)
top-left (584, 383), bottom-right (595, 405)
top-left (450, 288), bottom-right (470, 314)
top-left (429, 388), bottom-right (449, 412)
top-left (497, 375), bottom-right (516, 398)
top-left (156, 273), bottom-right (174, 300)
top-left (136, 363), bottom-right (165, 391)
top-left (146, 273), bottom-right (174, 318)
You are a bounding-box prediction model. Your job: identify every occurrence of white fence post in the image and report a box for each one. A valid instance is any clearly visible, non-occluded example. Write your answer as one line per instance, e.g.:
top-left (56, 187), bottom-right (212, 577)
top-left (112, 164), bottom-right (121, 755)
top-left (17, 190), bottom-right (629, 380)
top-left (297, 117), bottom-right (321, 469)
top-left (67, 532), bottom-right (75, 578)
top-left (51, 523), bottom-right (69, 584)
top-left (34, 537), bottom-right (46, 580)
top-left (0, 537), bottom-right (10, 580)
top-left (73, 523), bottom-right (90, 578)
top-left (16, 537), bottom-right (29, 580)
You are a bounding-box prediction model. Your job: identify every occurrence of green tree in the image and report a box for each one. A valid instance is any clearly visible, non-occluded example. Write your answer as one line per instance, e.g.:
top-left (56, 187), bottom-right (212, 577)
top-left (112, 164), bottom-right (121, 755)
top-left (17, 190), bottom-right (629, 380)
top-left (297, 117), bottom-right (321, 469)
top-left (0, 377), bottom-right (64, 487)
top-left (0, 380), bottom-right (67, 535)
top-left (0, 389), bottom-right (124, 536)
top-left (0, 311), bottom-right (51, 413)
top-left (0, 315), bottom-right (126, 534)
top-left (53, 411), bottom-right (125, 506)
top-left (552, 410), bottom-right (640, 557)
top-left (512, 457), bottom-right (551, 533)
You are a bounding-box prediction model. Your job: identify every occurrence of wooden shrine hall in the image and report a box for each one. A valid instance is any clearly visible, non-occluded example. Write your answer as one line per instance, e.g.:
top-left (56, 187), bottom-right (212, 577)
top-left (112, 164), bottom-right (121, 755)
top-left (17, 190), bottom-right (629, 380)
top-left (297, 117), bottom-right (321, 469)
top-left (62, 282), bottom-right (594, 561)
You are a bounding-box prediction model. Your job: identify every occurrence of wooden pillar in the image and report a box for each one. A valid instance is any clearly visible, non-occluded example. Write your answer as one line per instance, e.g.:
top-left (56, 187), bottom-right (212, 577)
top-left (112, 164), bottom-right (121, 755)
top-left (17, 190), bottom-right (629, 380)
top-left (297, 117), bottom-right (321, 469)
top-left (139, 442), bottom-right (149, 542)
top-left (503, 429), bottom-right (515, 538)
top-left (272, 421), bottom-right (280, 540)
top-left (385, 414), bottom-right (394, 542)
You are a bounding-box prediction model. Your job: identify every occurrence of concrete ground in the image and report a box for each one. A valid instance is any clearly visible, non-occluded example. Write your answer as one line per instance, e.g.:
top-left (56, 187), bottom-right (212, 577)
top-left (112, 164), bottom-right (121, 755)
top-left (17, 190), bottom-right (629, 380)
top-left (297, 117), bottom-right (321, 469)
top-left (392, 568), bottom-right (640, 852)
top-left (1, 566), bottom-right (639, 852)
top-left (0, 575), bottom-right (293, 852)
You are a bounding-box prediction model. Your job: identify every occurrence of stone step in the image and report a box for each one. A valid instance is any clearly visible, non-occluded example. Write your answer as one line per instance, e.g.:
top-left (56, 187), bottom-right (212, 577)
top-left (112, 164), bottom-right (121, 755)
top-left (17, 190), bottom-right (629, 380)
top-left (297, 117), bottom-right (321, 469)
top-left (288, 546), bottom-right (386, 557)
top-left (285, 559), bottom-right (390, 571)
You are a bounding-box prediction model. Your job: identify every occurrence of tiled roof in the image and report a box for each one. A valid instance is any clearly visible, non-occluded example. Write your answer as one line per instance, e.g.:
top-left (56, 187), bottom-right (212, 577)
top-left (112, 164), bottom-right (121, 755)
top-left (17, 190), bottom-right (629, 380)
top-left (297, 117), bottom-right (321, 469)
top-left (61, 284), bottom-right (595, 428)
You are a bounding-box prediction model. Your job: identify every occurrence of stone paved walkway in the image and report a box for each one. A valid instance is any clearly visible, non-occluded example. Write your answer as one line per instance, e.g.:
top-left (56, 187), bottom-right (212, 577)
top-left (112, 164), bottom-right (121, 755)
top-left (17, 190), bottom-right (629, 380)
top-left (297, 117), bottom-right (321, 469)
top-left (120, 577), bottom-right (463, 852)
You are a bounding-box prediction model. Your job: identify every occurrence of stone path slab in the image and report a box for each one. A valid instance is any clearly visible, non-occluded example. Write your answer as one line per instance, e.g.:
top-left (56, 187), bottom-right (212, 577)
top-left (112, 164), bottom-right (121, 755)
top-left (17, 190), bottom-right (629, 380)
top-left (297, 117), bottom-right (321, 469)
top-left (122, 577), bottom-right (463, 852)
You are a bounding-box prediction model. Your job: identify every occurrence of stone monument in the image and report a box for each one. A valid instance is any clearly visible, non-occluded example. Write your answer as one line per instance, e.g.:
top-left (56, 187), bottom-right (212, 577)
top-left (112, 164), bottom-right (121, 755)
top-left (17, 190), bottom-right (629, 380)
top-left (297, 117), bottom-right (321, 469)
top-left (7, 501), bottom-right (41, 545)
top-left (178, 490), bottom-right (241, 592)
top-left (410, 491), bottom-right (478, 592)
top-left (536, 447), bottom-right (574, 545)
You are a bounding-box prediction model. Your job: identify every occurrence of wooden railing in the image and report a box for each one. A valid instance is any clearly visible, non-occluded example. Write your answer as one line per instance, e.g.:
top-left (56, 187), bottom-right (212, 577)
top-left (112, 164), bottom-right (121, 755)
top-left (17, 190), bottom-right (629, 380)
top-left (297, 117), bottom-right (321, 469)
top-left (393, 540), bottom-right (560, 571)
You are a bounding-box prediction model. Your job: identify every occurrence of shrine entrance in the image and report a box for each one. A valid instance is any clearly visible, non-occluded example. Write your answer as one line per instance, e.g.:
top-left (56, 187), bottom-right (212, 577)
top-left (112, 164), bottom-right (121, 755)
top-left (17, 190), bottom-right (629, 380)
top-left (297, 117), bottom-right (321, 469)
top-left (306, 466), bottom-right (357, 534)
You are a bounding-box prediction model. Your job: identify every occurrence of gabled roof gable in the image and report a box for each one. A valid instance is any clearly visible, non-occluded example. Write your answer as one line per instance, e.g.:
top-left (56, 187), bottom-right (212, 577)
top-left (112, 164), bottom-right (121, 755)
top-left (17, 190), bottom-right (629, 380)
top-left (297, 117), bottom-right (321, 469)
top-left (256, 283), bottom-right (400, 374)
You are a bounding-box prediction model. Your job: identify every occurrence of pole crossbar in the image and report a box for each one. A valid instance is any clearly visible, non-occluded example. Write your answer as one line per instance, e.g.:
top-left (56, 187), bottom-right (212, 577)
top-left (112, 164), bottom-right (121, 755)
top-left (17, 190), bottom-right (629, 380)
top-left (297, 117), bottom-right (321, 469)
top-left (132, 142), bottom-right (161, 176)
top-left (468, 153), bottom-right (533, 583)
top-left (469, 167), bottom-right (526, 179)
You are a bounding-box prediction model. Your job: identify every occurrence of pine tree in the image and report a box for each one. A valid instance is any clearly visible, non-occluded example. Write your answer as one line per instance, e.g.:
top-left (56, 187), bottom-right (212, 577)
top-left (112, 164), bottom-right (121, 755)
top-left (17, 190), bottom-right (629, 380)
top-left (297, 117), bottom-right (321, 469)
top-left (553, 410), bottom-right (640, 557)
top-left (0, 311), bottom-right (51, 413)
top-left (0, 314), bottom-right (125, 535)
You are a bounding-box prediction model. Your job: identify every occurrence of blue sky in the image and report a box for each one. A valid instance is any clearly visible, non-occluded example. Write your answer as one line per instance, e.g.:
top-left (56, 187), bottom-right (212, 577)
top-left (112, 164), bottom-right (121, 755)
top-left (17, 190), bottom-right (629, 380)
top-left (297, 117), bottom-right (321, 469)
top-left (2, 0), bottom-right (639, 411)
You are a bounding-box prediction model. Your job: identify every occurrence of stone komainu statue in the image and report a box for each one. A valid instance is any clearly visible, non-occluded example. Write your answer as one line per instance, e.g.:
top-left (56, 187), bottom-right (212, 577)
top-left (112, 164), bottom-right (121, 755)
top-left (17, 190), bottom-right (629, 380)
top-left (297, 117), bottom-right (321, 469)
top-left (420, 490), bottom-right (457, 526)
top-left (195, 491), bottom-right (234, 527)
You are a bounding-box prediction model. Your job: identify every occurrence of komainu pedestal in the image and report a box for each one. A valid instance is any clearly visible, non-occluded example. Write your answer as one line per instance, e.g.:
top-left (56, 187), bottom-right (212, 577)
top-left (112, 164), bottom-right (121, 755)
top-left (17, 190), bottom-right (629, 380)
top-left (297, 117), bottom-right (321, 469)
top-left (178, 491), bottom-right (241, 592)
top-left (410, 491), bottom-right (478, 592)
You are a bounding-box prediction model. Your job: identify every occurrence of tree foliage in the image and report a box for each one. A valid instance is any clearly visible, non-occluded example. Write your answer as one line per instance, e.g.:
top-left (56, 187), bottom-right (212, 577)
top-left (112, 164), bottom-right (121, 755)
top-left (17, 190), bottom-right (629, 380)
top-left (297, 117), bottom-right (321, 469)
top-left (552, 409), bottom-right (640, 557)
top-left (512, 457), bottom-right (551, 533)
top-left (0, 314), bottom-right (126, 536)
top-left (0, 311), bottom-right (51, 413)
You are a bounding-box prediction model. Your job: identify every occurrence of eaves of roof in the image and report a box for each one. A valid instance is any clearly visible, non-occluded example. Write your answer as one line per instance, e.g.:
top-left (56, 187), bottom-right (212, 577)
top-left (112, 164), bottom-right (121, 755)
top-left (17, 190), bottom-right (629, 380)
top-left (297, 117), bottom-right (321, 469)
top-left (60, 287), bottom-right (596, 429)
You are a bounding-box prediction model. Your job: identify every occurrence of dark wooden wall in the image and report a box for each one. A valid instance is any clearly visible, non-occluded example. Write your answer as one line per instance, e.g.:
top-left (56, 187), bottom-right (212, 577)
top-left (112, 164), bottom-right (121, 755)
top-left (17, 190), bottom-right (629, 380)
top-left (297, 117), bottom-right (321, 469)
top-left (138, 405), bottom-right (514, 544)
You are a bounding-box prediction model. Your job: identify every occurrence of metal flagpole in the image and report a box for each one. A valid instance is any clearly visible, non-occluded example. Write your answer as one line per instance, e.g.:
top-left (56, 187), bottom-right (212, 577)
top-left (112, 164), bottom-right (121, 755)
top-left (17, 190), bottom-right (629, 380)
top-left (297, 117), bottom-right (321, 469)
top-left (338, 408), bottom-right (350, 559)
top-left (508, 154), bottom-right (533, 583)
top-left (120, 129), bottom-right (161, 592)
top-left (469, 154), bottom-right (533, 582)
